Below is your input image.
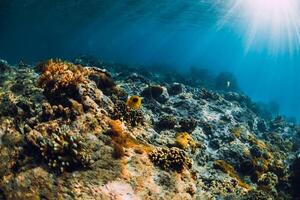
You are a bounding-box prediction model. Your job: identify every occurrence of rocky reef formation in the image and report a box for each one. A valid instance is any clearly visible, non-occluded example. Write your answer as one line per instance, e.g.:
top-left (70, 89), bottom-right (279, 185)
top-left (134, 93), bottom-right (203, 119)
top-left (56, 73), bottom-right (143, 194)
top-left (0, 57), bottom-right (299, 199)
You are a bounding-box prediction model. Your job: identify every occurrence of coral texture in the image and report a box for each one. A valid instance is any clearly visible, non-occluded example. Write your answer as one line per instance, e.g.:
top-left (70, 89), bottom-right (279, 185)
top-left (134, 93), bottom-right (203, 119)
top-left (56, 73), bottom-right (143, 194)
top-left (0, 58), bottom-right (298, 200)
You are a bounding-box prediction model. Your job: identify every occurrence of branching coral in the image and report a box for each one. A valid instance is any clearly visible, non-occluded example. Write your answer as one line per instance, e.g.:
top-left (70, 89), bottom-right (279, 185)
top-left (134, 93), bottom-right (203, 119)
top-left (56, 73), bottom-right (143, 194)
top-left (39, 59), bottom-right (90, 92)
top-left (37, 59), bottom-right (118, 115)
top-left (26, 122), bottom-right (93, 172)
top-left (149, 147), bottom-right (192, 172)
top-left (38, 59), bottom-right (91, 104)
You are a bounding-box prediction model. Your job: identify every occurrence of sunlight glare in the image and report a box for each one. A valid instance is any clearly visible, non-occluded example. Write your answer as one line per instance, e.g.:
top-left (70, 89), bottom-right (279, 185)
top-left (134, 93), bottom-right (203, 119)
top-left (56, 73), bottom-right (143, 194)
top-left (220, 0), bottom-right (300, 55)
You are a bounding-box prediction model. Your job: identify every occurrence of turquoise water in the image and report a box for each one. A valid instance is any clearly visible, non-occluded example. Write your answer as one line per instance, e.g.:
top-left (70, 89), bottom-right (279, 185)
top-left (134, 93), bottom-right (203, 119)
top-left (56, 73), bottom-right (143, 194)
top-left (0, 0), bottom-right (300, 121)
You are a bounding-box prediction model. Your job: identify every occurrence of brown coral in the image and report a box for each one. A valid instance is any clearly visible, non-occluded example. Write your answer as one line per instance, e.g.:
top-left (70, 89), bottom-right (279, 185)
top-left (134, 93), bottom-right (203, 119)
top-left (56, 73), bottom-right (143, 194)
top-left (37, 59), bottom-right (118, 116)
top-left (214, 160), bottom-right (251, 189)
top-left (149, 147), bottom-right (192, 172)
top-left (38, 59), bottom-right (90, 92)
top-left (110, 99), bottom-right (144, 127)
top-left (88, 67), bottom-right (118, 95)
top-left (38, 59), bottom-right (91, 105)
top-left (26, 121), bottom-right (93, 173)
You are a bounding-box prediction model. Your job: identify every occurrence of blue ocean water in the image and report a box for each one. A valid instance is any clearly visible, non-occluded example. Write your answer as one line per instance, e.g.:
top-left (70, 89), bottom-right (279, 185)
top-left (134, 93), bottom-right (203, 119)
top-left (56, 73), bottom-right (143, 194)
top-left (0, 0), bottom-right (300, 121)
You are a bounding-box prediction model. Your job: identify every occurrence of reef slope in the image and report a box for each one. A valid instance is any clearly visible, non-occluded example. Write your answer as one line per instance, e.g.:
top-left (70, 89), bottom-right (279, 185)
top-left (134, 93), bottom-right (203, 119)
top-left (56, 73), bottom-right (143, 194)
top-left (0, 57), bottom-right (299, 200)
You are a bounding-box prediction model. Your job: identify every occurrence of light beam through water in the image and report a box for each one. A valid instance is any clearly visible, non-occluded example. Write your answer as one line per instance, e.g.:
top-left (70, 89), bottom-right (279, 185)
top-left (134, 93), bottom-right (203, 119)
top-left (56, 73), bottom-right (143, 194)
top-left (219, 0), bottom-right (300, 55)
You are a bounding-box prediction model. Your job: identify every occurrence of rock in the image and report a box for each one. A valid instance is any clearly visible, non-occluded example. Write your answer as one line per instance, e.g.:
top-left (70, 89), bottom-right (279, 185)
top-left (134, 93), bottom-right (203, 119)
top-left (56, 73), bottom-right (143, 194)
top-left (198, 88), bottom-right (220, 100)
top-left (168, 83), bottom-right (184, 95)
top-left (290, 156), bottom-right (300, 199)
top-left (0, 59), bottom-right (10, 73)
top-left (156, 115), bottom-right (177, 130)
top-left (141, 85), bottom-right (169, 103)
top-left (257, 119), bottom-right (268, 132)
top-left (179, 118), bottom-right (197, 133)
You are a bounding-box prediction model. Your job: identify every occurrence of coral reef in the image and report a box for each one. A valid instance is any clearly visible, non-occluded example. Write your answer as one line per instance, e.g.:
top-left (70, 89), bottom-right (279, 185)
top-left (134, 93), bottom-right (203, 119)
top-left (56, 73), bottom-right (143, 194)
top-left (0, 58), bottom-right (299, 199)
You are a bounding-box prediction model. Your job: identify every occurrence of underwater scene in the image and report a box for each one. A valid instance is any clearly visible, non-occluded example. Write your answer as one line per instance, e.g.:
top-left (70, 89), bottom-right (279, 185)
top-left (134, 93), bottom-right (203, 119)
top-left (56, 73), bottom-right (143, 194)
top-left (1, 0), bottom-right (300, 199)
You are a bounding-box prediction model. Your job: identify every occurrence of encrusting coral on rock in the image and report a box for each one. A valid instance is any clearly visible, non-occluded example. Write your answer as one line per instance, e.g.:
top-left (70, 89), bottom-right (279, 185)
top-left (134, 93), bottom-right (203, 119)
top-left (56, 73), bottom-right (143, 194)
top-left (149, 147), bottom-right (192, 172)
top-left (26, 122), bottom-right (94, 172)
top-left (110, 98), bottom-right (144, 127)
top-left (0, 57), bottom-right (299, 199)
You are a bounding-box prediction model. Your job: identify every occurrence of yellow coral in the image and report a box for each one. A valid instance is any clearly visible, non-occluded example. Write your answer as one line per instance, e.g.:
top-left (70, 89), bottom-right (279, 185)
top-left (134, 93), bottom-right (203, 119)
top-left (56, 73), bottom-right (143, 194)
top-left (214, 160), bottom-right (251, 189)
top-left (247, 134), bottom-right (267, 149)
top-left (175, 132), bottom-right (198, 153)
top-left (126, 95), bottom-right (142, 109)
top-left (241, 134), bottom-right (281, 182)
top-left (230, 126), bottom-right (243, 138)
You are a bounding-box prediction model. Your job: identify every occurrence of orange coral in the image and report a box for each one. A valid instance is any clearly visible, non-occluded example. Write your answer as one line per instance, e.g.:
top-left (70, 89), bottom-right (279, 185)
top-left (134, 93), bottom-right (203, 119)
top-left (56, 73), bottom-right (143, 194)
top-left (38, 59), bottom-right (91, 91)
top-left (108, 119), bottom-right (152, 158)
top-left (109, 119), bottom-right (125, 138)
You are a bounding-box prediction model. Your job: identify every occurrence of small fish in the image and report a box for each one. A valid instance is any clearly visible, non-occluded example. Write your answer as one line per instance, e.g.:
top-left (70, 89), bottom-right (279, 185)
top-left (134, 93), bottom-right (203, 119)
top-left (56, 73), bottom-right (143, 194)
top-left (227, 81), bottom-right (231, 88)
top-left (126, 95), bottom-right (142, 109)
